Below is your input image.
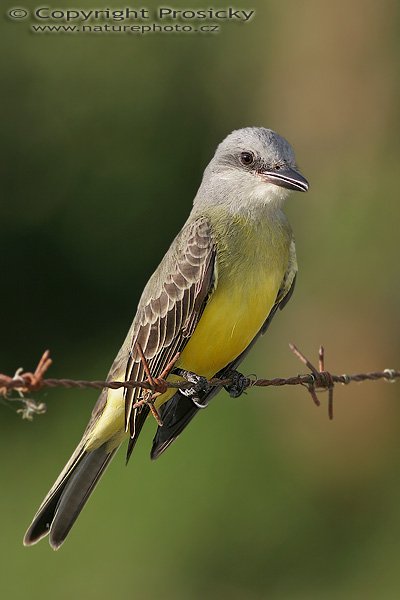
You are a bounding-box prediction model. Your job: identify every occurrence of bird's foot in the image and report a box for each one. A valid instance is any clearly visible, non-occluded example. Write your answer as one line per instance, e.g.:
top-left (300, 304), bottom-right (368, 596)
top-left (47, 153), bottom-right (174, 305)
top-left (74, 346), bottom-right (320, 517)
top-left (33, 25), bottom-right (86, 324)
top-left (223, 370), bottom-right (252, 398)
top-left (173, 368), bottom-right (212, 409)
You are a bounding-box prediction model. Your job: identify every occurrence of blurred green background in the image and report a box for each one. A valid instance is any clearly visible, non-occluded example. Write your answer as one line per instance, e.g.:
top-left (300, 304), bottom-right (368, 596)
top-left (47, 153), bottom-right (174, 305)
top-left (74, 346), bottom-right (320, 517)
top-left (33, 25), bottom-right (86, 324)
top-left (1, 0), bottom-right (400, 598)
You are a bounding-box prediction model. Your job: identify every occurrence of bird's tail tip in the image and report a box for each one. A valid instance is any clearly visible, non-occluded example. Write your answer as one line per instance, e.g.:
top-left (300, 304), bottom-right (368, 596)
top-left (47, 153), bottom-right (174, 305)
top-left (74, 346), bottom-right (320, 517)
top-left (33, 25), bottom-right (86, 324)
top-left (23, 443), bottom-right (116, 549)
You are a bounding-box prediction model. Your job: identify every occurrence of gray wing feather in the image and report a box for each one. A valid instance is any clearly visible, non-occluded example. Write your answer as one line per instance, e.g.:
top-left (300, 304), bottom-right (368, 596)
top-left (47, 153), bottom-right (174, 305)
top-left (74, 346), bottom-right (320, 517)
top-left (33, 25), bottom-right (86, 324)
top-left (123, 217), bottom-right (216, 438)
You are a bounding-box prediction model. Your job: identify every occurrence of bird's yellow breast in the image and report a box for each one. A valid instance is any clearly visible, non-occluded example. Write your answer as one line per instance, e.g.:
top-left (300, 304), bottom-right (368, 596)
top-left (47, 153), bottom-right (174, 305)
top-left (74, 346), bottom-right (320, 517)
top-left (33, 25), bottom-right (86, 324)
top-left (176, 210), bottom-right (291, 378)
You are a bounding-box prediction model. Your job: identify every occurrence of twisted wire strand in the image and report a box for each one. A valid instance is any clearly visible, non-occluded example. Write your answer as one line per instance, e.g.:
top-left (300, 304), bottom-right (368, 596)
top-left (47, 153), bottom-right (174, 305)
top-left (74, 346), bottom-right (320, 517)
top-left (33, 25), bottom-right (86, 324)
top-left (1, 346), bottom-right (398, 421)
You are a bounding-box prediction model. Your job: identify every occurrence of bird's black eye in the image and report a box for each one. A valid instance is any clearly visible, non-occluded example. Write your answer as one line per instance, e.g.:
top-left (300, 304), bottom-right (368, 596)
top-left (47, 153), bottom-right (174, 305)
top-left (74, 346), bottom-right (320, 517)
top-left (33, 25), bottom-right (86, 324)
top-left (240, 151), bottom-right (255, 166)
top-left (275, 164), bottom-right (281, 170)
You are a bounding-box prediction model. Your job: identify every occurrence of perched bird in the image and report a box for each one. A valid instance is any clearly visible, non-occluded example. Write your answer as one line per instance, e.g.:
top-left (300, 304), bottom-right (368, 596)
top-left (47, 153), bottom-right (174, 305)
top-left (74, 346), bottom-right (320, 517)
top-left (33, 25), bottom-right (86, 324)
top-left (24, 127), bottom-right (308, 549)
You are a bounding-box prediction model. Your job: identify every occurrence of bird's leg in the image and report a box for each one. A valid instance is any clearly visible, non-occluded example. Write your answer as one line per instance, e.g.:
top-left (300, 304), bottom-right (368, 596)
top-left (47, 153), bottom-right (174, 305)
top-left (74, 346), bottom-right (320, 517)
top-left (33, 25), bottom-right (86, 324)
top-left (173, 367), bottom-right (212, 409)
top-left (222, 370), bottom-right (251, 398)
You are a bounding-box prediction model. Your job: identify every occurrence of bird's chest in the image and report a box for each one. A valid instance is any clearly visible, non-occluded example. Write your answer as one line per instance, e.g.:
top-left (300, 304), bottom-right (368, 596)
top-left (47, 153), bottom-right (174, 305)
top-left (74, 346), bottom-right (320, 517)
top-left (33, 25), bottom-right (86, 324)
top-left (178, 217), bottom-right (291, 377)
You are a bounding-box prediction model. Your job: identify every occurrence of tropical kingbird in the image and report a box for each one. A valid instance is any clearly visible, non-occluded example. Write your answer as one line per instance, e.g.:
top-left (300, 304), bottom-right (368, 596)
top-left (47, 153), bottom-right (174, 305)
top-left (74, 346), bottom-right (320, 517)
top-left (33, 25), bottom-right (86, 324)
top-left (24, 127), bottom-right (308, 549)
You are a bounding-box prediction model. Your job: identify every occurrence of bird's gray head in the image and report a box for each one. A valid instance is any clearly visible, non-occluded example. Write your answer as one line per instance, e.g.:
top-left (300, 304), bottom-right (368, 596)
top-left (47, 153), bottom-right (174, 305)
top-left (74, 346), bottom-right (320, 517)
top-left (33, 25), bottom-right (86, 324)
top-left (194, 127), bottom-right (308, 213)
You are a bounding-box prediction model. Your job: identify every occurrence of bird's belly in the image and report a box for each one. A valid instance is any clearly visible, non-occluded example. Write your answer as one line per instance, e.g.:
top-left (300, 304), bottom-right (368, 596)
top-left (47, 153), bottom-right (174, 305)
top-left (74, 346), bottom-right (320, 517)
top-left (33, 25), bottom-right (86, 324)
top-left (177, 270), bottom-right (282, 379)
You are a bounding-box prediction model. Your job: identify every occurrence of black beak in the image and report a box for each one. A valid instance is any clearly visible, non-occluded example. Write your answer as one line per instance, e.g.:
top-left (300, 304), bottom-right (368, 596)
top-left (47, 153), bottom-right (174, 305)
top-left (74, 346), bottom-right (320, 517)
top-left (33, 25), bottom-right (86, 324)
top-left (260, 166), bottom-right (309, 192)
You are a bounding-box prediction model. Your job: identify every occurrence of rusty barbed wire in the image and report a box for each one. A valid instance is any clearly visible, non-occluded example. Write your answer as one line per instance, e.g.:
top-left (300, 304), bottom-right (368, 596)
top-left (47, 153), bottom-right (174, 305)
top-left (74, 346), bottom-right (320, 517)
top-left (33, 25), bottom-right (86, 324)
top-left (0, 346), bottom-right (398, 422)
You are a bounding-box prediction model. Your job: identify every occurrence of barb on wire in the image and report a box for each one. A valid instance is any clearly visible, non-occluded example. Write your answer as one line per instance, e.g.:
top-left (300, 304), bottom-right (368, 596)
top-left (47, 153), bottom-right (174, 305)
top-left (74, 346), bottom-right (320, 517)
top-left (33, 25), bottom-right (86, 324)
top-left (130, 343), bottom-right (181, 427)
top-left (289, 344), bottom-right (335, 418)
top-left (0, 345), bottom-right (399, 423)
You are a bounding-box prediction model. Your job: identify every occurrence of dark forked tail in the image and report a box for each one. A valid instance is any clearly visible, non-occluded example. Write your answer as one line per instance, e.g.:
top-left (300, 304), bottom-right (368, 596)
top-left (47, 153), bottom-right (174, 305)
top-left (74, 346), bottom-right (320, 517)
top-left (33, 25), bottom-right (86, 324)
top-left (24, 443), bottom-right (116, 550)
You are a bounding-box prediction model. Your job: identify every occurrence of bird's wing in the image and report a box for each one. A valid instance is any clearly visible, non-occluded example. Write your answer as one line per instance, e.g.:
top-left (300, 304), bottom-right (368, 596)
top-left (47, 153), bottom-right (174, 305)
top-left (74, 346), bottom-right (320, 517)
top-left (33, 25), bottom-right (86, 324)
top-left (150, 240), bottom-right (298, 459)
top-left (122, 216), bottom-right (216, 442)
